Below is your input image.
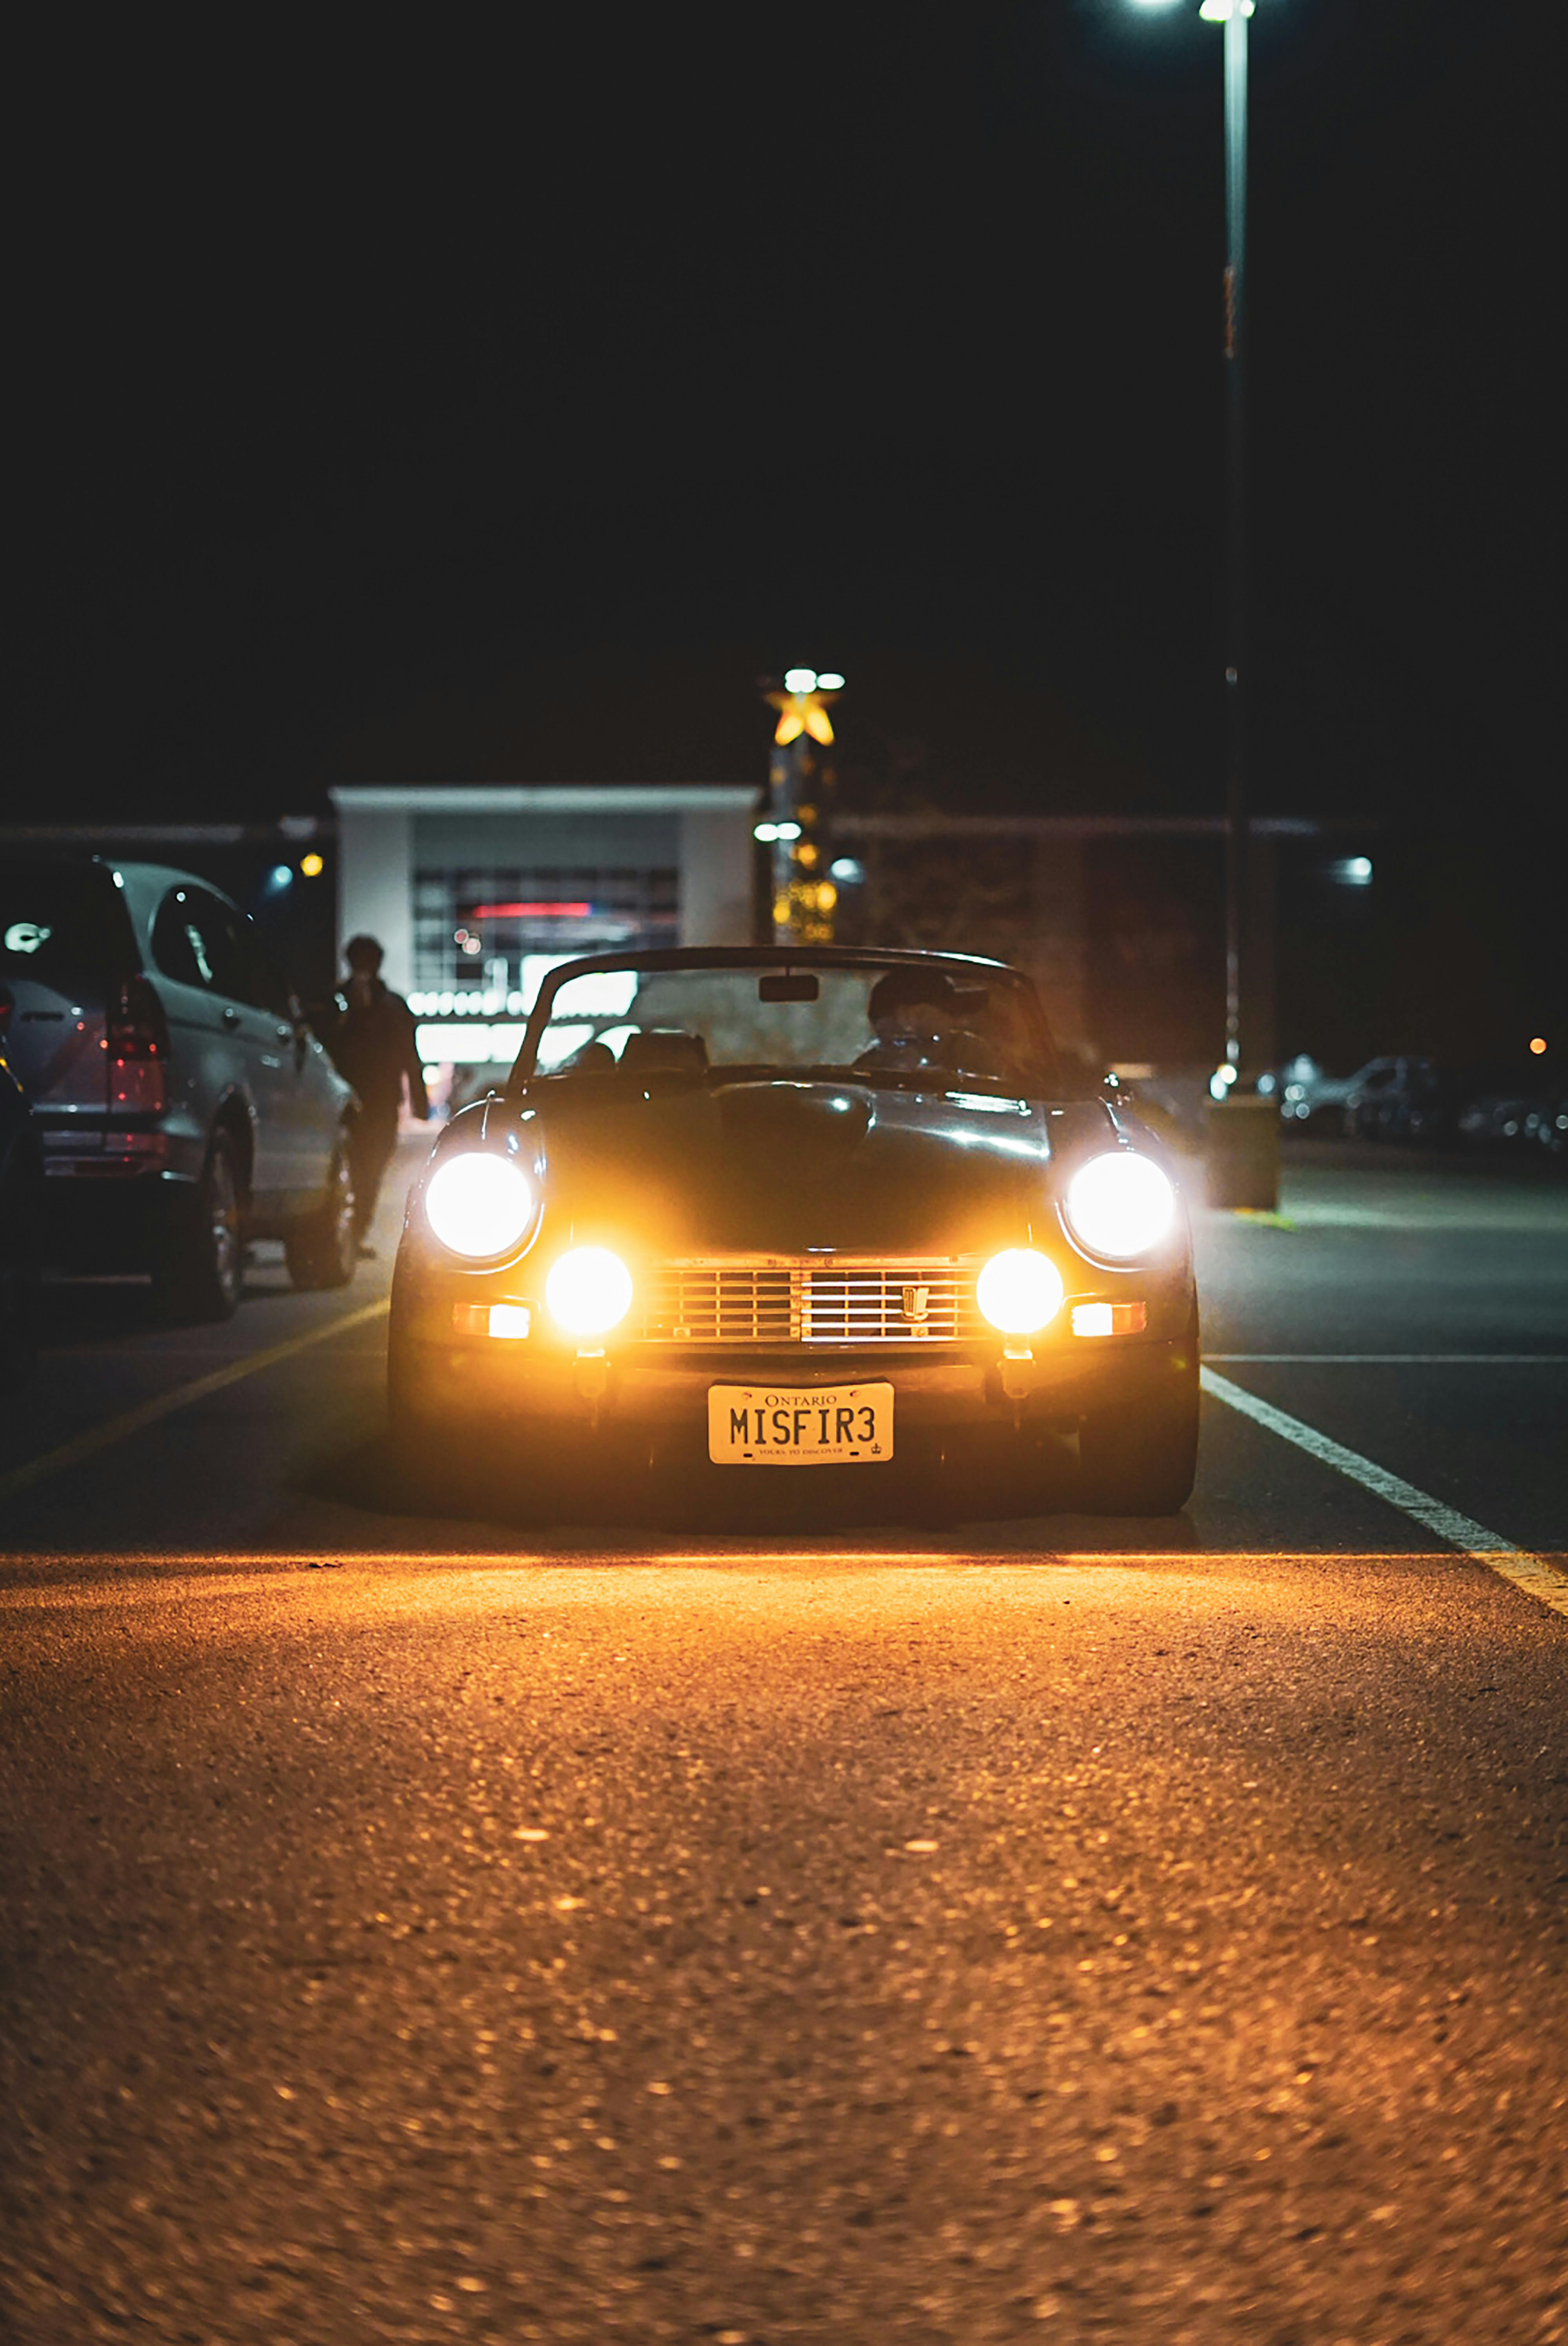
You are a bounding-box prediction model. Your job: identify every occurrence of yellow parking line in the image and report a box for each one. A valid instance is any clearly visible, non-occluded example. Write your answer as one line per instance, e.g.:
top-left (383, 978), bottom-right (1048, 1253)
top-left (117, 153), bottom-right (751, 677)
top-left (0, 1300), bottom-right (390, 1504)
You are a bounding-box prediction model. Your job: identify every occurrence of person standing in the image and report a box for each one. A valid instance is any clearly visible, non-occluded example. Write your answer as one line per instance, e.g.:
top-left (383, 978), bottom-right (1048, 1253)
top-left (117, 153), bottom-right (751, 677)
top-left (327, 935), bottom-right (429, 1255)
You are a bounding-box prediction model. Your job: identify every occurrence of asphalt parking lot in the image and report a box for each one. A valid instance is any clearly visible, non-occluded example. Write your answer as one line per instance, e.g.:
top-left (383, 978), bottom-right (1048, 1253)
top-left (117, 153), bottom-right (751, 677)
top-left (2, 1141), bottom-right (1564, 2342)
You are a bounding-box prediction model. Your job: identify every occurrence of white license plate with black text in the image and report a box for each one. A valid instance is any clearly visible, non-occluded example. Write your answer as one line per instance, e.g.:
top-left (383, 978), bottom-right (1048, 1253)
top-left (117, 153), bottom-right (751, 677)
top-left (707, 1383), bottom-right (894, 1465)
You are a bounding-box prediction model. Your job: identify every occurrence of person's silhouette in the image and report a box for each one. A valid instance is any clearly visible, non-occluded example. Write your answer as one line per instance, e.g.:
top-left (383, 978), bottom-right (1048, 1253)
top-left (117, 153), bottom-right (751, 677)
top-left (325, 936), bottom-right (429, 1254)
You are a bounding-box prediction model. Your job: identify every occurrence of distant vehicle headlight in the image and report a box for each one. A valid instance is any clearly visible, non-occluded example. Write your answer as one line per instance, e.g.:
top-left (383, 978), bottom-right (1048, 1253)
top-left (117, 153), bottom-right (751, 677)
top-left (545, 1246), bottom-right (633, 1337)
top-left (424, 1152), bottom-right (535, 1258)
top-left (1063, 1152), bottom-right (1177, 1258)
top-left (976, 1248), bottom-right (1065, 1336)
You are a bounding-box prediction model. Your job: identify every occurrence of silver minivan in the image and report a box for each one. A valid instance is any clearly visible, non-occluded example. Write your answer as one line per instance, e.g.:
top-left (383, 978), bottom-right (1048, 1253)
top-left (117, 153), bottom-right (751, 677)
top-left (0, 855), bottom-right (358, 1319)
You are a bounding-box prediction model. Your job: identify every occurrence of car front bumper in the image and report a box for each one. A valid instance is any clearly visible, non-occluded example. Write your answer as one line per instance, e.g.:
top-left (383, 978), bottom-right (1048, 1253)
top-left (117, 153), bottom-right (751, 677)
top-left (389, 1324), bottom-right (1194, 1453)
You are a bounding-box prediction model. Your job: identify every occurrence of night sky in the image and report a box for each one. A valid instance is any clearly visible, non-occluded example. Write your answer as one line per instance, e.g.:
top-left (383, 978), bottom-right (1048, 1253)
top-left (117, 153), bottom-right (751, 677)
top-left (11, 1), bottom-right (1557, 858)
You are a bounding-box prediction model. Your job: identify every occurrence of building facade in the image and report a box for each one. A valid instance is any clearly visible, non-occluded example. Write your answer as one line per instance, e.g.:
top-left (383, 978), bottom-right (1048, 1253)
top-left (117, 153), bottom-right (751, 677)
top-left (331, 789), bottom-right (1364, 1087)
top-left (331, 784), bottom-right (757, 1081)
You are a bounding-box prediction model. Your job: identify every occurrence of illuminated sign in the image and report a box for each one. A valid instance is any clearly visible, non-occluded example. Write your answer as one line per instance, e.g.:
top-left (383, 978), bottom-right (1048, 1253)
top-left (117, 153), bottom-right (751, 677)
top-left (467, 902), bottom-right (593, 920)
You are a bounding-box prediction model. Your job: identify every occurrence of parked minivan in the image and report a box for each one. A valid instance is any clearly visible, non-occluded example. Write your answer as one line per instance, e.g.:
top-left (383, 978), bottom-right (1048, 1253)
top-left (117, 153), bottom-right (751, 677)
top-left (0, 855), bottom-right (358, 1319)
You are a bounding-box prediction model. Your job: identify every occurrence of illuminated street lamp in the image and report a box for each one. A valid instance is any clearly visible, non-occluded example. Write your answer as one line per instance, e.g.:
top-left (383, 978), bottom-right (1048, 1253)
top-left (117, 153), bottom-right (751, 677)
top-left (762, 668), bottom-right (844, 943)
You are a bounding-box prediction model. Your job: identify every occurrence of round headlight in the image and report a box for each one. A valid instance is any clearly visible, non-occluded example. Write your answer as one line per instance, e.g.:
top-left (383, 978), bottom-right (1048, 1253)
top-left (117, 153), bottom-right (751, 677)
top-left (424, 1152), bottom-right (535, 1258)
top-left (545, 1246), bottom-right (633, 1337)
top-left (1063, 1151), bottom-right (1176, 1257)
top-left (976, 1248), bottom-right (1065, 1336)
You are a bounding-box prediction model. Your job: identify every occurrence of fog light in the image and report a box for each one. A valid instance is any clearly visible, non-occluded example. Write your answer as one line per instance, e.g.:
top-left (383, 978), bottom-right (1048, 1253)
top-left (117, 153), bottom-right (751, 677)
top-left (976, 1248), bottom-right (1065, 1335)
top-left (545, 1246), bottom-right (633, 1337)
top-left (1071, 1301), bottom-right (1148, 1337)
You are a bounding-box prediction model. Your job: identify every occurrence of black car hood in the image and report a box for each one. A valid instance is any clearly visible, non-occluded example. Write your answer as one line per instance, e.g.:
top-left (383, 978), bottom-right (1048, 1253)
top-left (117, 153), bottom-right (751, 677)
top-left (515, 1077), bottom-right (1114, 1255)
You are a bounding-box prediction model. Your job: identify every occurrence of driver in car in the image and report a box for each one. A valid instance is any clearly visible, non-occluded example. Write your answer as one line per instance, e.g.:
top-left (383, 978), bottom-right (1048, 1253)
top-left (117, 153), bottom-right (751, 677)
top-left (854, 967), bottom-right (1010, 1081)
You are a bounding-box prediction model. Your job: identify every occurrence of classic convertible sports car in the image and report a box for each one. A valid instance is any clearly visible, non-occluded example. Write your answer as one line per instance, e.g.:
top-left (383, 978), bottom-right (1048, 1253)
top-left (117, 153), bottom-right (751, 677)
top-left (388, 947), bottom-right (1200, 1512)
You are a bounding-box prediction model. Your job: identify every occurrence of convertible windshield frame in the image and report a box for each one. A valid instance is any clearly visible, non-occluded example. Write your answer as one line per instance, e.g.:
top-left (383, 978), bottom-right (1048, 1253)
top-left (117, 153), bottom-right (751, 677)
top-left (505, 945), bottom-right (1060, 1096)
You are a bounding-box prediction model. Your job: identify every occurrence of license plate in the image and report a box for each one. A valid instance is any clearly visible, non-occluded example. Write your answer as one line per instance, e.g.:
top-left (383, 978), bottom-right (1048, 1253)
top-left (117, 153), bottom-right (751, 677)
top-left (707, 1383), bottom-right (894, 1465)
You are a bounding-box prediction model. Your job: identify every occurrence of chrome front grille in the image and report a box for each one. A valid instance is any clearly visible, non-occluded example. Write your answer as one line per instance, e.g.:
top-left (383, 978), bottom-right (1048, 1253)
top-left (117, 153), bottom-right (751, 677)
top-left (636, 1259), bottom-right (982, 1344)
top-left (640, 1264), bottom-right (797, 1343)
top-left (804, 1267), bottom-right (967, 1342)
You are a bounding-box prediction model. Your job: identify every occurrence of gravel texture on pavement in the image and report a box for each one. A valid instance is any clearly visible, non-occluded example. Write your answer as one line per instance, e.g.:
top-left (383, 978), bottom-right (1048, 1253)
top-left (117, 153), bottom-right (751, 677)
top-left (3, 1545), bottom-right (1566, 2345)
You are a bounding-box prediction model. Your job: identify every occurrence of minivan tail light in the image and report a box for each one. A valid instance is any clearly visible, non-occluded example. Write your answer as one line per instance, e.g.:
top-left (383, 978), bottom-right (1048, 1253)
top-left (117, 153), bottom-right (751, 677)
top-left (108, 976), bottom-right (170, 1060)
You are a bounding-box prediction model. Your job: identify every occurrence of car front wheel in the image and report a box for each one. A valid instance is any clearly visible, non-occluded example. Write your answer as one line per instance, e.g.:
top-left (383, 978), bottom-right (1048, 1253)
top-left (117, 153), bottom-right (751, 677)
top-left (1077, 1310), bottom-right (1200, 1516)
top-left (386, 1327), bottom-right (468, 1513)
top-left (153, 1130), bottom-right (244, 1323)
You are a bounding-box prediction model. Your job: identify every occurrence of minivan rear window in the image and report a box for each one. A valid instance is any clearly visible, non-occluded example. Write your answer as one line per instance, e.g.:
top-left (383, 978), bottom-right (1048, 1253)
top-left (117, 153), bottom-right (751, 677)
top-left (0, 861), bottom-right (138, 995)
top-left (151, 887), bottom-right (250, 999)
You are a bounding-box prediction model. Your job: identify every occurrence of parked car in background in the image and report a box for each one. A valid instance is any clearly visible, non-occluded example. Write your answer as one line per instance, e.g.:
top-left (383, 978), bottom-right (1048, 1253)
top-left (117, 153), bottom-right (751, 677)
top-left (1343, 1055), bottom-right (1445, 1143)
top-left (1258, 1054), bottom-right (1430, 1134)
top-left (0, 1056), bottom-right (45, 1386)
top-left (1457, 1083), bottom-right (1535, 1150)
top-left (1258, 1054), bottom-right (1363, 1128)
top-left (1528, 1096), bottom-right (1568, 1159)
top-left (1259, 1050), bottom-right (1565, 1159)
top-left (0, 856), bottom-right (360, 1319)
top-left (1458, 1078), bottom-right (1568, 1161)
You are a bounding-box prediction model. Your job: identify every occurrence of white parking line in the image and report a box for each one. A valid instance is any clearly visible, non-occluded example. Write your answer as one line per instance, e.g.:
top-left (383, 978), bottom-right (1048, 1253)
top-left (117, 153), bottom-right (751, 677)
top-left (1200, 1366), bottom-right (1568, 1619)
top-left (1207, 1354), bottom-right (1568, 1364)
top-left (0, 1301), bottom-right (391, 1504)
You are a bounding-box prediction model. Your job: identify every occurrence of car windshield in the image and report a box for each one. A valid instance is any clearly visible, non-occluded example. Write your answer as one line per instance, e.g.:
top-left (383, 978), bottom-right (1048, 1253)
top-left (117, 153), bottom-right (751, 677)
top-left (512, 957), bottom-right (1056, 1094)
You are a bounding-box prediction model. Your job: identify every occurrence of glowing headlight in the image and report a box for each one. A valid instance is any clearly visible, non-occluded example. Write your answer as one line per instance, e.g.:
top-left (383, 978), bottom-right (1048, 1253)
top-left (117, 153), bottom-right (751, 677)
top-left (545, 1246), bottom-right (633, 1338)
top-left (424, 1152), bottom-right (534, 1258)
top-left (1063, 1152), bottom-right (1177, 1257)
top-left (976, 1248), bottom-right (1065, 1336)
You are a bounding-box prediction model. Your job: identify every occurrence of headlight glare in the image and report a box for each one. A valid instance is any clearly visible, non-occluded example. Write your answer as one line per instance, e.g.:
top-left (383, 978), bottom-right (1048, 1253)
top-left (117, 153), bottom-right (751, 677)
top-left (1063, 1151), bottom-right (1177, 1257)
top-left (976, 1248), bottom-right (1065, 1336)
top-left (424, 1152), bottom-right (534, 1258)
top-left (545, 1246), bottom-right (633, 1337)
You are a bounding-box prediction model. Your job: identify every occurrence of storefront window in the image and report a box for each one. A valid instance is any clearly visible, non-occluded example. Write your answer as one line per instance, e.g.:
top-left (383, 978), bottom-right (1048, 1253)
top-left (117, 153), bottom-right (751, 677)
top-left (412, 866), bottom-right (679, 998)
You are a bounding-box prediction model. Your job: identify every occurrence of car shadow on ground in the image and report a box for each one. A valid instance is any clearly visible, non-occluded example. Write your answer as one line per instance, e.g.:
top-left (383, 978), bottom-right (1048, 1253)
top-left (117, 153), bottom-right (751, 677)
top-left (37, 1248), bottom-right (303, 1348)
top-left (303, 1423), bottom-right (1203, 1548)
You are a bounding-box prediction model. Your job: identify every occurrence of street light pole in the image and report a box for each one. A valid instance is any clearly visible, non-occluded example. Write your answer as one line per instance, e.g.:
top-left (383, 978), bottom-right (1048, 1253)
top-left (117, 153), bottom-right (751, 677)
top-left (1138, 0), bottom-right (1258, 1083)
top-left (1218, 0), bottom-right (1249, 1074)
top-left (1204, 0), bottom-right (1277, 1205)
top-left (1135, 0), bottom-right (1275, 1202)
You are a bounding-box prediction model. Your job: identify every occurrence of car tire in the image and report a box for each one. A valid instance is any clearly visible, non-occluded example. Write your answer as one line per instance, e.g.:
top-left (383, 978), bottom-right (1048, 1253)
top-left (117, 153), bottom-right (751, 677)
top-left (284, 1136), bottom-right (357, 1291)
top-left (153, 1129), bottom-right (244, 1323)
top-left (0, 1145), bottom-right (44, 1391)
top-left (1077, 1306), bottom-right (1200, 1516)
top-left (387, 1358), bottom-right (464, 1513)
